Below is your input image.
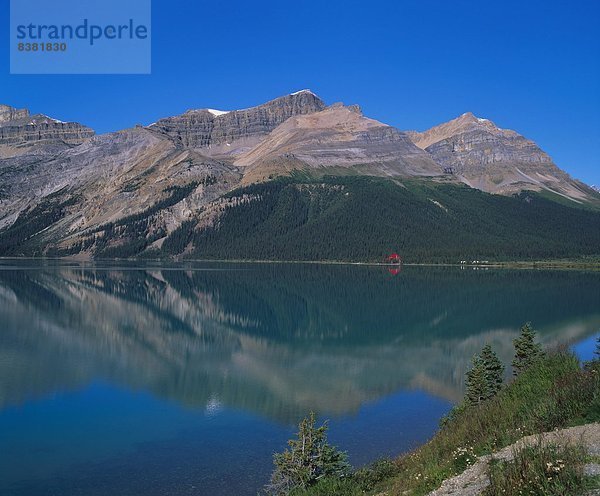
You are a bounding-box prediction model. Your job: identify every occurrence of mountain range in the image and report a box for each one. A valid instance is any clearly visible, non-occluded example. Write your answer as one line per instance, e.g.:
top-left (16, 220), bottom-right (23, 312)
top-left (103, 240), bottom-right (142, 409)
top-left (0, 91), bottom-right (598, 262)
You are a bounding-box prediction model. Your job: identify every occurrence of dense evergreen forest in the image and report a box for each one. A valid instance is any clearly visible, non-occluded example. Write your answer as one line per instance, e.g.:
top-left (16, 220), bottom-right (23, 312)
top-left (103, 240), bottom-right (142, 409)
top-left (0, 176), bottom-right (599, 262)
top-left (161, 177), bottom-right (600, 263)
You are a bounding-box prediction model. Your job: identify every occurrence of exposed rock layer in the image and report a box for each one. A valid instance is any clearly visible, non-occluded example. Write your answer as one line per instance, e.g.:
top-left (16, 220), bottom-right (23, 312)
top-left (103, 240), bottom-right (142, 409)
top-left (237, 104), bottom-right (445, 183)
top-left (149, 91), bottom-right (326, 154)
top-left (407, 112), bottom-right (594, 200)
top-left (0, 104), bottom-right (29, 123)
top-left (0, 104), bottom-right (94, 153)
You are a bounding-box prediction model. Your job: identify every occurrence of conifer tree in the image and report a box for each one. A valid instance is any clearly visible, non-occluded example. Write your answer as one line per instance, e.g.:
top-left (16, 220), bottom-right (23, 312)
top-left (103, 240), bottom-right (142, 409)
top-left (465, 354), bottom-right (488, 406)
top-left (595, 337), bottom-right (600, 360)
top-left (480, 344), bottom-right (504, 397)
top-left (512, 322), bottom-right (544, 376)
top-left (266, 411), bottom-right (349, 495)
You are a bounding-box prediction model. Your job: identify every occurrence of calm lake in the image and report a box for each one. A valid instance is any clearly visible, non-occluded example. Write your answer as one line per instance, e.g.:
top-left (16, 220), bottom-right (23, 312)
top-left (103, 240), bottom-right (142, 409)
top-left (0, 261), bottom-right (599, 495)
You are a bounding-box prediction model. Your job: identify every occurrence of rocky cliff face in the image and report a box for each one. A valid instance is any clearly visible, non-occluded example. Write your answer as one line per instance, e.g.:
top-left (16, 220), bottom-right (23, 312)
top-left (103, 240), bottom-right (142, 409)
top-left (0, 126), bottom-right (241, 254)
top-left (0, 104), bottom-right (29, 123)
top-left (407, 112), bottom-right (595, 201)
top-left (149, 90), bottom-right (326, 154)
top-left (237, 103), bottom-right (445, 183)
top-left (407, 112), bottom-right (553, 167)
top-left (0, 104), bottom-right (94, 153)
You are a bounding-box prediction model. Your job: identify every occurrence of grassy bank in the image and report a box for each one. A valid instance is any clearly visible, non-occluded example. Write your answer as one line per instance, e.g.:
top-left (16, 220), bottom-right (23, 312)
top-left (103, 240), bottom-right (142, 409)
top-left (279, 350), bottom-right (600, 496)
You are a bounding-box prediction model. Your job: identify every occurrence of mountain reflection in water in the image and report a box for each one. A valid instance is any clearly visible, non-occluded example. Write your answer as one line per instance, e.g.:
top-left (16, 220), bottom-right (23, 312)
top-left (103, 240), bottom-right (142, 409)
top-left (1, 262), bottom-right (598, 422)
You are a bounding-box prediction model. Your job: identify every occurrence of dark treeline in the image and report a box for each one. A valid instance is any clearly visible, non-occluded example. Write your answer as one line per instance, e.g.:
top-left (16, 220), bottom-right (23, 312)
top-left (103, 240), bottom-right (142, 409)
top-left (1, 176), bottom-right (599, 261)
top-left (163, 177), bottom-right (600, 263)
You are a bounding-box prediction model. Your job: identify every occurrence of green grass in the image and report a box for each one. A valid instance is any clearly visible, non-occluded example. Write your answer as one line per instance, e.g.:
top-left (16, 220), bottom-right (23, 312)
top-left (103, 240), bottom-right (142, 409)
top-left (296, 352), bottom-right (600, 495)
top-left (485, 442), bottom-right (586, 496)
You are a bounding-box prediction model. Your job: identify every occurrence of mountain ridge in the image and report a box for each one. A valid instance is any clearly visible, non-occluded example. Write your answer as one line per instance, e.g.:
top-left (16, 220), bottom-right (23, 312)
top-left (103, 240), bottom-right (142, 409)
top-left (147, 90), bottom-right (326, 156)
top-left (0, 103), bottom-right (94, 156)
top-left (236, 103), bottom-right (446, 183)
top-left (406, 111), bottom-right (595, 200)
top-left (0, 91), bottom-right (598, 260)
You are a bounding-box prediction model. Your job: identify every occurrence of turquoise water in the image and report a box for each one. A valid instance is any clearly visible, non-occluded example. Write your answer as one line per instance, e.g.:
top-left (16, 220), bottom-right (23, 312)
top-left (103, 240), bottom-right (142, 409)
top-left (0, 261), bottom-right (598, 495)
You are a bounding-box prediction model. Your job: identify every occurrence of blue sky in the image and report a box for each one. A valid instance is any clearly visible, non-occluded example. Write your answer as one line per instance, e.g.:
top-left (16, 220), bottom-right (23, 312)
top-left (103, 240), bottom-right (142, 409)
top-left (2, 0), bottom-right (599, 184)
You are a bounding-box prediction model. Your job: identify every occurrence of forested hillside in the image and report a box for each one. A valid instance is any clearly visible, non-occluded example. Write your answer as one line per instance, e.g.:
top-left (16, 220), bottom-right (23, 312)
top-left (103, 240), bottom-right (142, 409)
top-left (160, 177), bottom-right (600, 263)
top-left (1, 176), bottom-right (598, 262)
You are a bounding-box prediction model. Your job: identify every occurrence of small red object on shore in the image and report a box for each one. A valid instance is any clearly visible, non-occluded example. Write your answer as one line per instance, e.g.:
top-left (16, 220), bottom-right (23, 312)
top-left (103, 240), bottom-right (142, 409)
top-left (387, 253), bottom-right (402, 264)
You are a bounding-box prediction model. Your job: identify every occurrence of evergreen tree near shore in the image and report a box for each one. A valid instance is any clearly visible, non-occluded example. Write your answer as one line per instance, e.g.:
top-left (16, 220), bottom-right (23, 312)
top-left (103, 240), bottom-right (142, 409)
top-left (481, 344), bottom-right (505, 397)
top-left (512, 322), bottom-right (544, 376)
top-left (465, 344), bottom-right (505, 406)
top-left (266, 412), bottom-right (349, 495)
top-left (466, 354), bottom-right (488, 406)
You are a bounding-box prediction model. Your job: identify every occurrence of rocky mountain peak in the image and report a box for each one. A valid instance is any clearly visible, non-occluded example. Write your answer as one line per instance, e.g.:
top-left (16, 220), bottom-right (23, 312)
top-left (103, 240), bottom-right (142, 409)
top-left (454, 112), bottom-right (510, 133)
top-left (0, 104), bottom-right (30, 125)
top-left (408, 112), bottom-right (514, 151)
top-left (149, 91), bottom-right (326, 154)
top-left (406, 113), bottom-right (596, 201)
top-left (290, 89), bottom-right (317, 96)
top-left (0, 105), bottom-right (94, 154)
top-left (456, 111), bottom-right (492, 127)
top-left (236, 103), bottom-right (445, 183)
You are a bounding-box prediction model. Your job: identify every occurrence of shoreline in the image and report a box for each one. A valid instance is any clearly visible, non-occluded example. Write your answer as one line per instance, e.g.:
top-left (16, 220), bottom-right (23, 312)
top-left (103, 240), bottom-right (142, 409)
top-left (0, 256), bottom-right (599, 271)
top-left (293, 351), bottom-right (600, 495)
